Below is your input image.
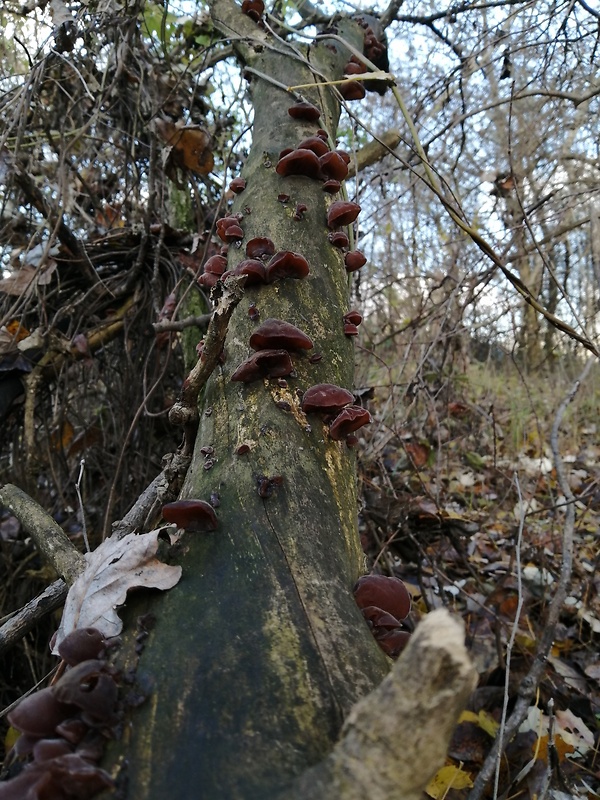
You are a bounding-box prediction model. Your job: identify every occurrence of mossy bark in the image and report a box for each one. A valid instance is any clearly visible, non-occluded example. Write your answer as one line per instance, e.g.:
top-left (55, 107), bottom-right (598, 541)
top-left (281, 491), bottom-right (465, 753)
top-left (101, 5), bottom-right (389, 798)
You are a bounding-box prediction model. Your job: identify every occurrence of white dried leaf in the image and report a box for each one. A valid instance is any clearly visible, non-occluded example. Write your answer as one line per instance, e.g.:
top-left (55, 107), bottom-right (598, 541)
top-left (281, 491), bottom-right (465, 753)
top-left (50, 0), bottom-right (74, 26)
top-left (52, 529), bottom-right (181, 653)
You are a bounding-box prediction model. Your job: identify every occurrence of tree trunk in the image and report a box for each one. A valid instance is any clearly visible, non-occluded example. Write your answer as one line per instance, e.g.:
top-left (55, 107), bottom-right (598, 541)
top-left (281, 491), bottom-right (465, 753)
top-left (101, 4), bottom-right (391, 798)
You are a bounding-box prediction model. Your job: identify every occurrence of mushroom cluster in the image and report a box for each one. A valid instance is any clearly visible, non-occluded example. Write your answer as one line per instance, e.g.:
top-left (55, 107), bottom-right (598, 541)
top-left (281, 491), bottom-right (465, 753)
top-left (4, 628), bottom-right (121, 798)
top-left (353, 574), bottom-right (412, 658)
top-left (300, 383), bottom-right (371, 445)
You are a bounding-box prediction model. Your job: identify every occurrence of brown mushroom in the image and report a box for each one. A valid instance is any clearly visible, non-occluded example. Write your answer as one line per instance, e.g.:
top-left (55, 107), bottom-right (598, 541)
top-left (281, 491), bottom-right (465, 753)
top-left (276, 148), bottom-right (321, 179)
top-left (229, 177), bottom-right (246, 193)
top-left (233, 259), bottom-right (267, 285)
top-left (246, 237), bottom-right (275, 259)
top-left (353, 574), bottom-right (411, 621)
top-left (339, 80), bottom-right (366, 100)
top-left (297, 136), bottom-right (330, 157)
top-left (231, 349), bottom-right (294, 383)
top-left (328, 405), bottom-right (371, 440)
top-left (162, 499), bottom-right (218, 531)
top-left (328, 231), bottom-right (349, 248)
top-left (266, 251), bottom-right (310, 281)
top-left (288, 101), bottom-right (321, 122)
top-left (345, 250), bottom-right (367, 272)
top-left (327, 200), bottom-right (361, 228)
top-left (319, 152), bottom-right (349, 181)
top-left (301, 383), bottom-right (354, 414)
top-left (322, 180), bottom-right (341, 194)
top-left (249, 319), bottom-right (313, 351)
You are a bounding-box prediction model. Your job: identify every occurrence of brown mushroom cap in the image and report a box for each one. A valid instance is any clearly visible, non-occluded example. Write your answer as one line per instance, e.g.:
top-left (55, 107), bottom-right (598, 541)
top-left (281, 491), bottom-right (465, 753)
top-left (276, 148), bottom-right (321, 179)
top-left (241, 0), bottom-right (264, 20)
top-left (344, 310), bottom-right (363, 326)
top-left (319, 151), bottom-right (349, 181)
top-left (233, 259), bottom-right (266, 285)
top-left (204, 254), bottom-right (228, 275)
top-left (231, 349), bottom-right (294, 383)
top-left (344, 323), bottom-right (359, 336)
top-left (353, 574), bottom-right (411, 621)
top-left (224, 224), bottom-right (244, 242)
top-left (328, 405), bottom-right (371, 440)
top-left (197, 272), bottom-right (220, 289)
top-left (216, 216), bottom-right (242, 241)
top-left (376, 629), bottom-right (411, 658)
top-left (297, 136), bottom-right (330, 157)
top-left (229, 177), bottom-right (246, 193)
top-left (249, 319), bottom-right (313, 351)
top-left (328, 231), bottom-right (349, 249)
top-left (301, 383), bottom-right (354, 414)
top-left (246, 237), bottom-right (275, 259)
top-left (339, 80), bottom-right (366, 100)
top-left (58, 628), bottom-right (106, 666)
top-left (345, 250), bottom-right (367, 272)
top-left (288, 101), bottom-right (321, 122)
top-left (162, 499), bottom-right (218, 531)
top-left (322, 179), bottom-right (341, 194)
top-left (266, 251), bottom-right (310, 281)
top-left (327, 200), bottom-right (361, 228)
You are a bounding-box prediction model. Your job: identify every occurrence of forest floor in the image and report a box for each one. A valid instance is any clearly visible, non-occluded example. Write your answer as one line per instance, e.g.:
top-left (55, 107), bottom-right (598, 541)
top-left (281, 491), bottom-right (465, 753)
top-left (1, 353), bottom-right (599, 799)
top-left (357, 353), bottom-right (600, 799)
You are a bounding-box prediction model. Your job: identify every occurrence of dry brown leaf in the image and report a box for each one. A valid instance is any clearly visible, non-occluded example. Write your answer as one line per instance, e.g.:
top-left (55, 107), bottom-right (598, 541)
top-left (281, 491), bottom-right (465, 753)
top-left (156, 118), bottom-right (214, 176)
top-left (52, 529), bottom-right (182, 653)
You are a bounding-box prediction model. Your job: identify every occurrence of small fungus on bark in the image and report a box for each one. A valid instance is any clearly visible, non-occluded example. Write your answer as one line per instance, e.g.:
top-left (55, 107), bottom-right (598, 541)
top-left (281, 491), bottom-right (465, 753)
top-left (58, 628), bottom-right (106, 667)
top-left (162, 499), bottom-right (218, 531)
top-left (266, 251), bottom-right (309, 281)
top-left (229, 177), bottom-right (246, 193)
top-left (241, 0), bottom-right (264, 22)
top-left (344, 322), bottom-right (359, 336)
top-left (328, 405), bottom-right (371, 440)
top-left (322, 179), bottom-right (341, 194)
top-left (231, 349), bottom-right (294, 382)
top-left (301, 383), bottom-right (354, 414)
top-left (203, 254), bottom-right (228, 275)
top-left (319, 151), bottom-right (349, 181)
top-left (276, 148), bottom-right (321, 179)
top-left (328, 231), bottom-right (349, 249)
top-left (339, 80), bottom-right (366, 100)
top-left (344, 310), bottom-right (363, 326)
top-left (327, 200), bottom-right (361, 228)
top-left (344, 250), bottom-right (367, 272)
top-left (257, 475), bottom-right (283, 499)
top-left (297, 136), bottom-right (330, 157)
top-left (233, 259), bottom-right (267, 285)
top-left (246, 237), bottom-right (275, 259)
top-left (288, 101), bottom-right (321, 122)
top-left (293, 203), bottom-right (308, 220)
top-left (353, 574), bottom-right (411, 621)
top-left (249, 319), bottom-right (313, 351)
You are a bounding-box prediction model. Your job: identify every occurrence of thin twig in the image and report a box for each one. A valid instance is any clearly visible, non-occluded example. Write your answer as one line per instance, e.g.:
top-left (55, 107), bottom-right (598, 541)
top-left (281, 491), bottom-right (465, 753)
top-left (152, 313), bottom-right (212, 333)
top-left (0, 580), bottom-right (67, 657)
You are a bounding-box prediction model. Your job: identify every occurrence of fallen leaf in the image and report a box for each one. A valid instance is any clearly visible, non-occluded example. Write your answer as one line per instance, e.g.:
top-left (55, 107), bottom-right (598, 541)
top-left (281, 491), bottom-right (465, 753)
top-left (426, 764), bottom-right (473, 799)
top-left (52, 529), bottom-right (181, 653)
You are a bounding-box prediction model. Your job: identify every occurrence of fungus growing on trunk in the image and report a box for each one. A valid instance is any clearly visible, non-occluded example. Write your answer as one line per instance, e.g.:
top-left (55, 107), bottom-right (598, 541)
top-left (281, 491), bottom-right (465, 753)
top-left (276, 149), bottom-right (321, 179)
top-left (328, 231), bottom-right (349, 249)
top-left (344, 250), bottom-right (367, 272)
top-left (287, 101), bottom-right (321, 122)
top-left (241, 0), bottom-right (264, 22)
top-left (249, 319), bottom-right (313, 351)
top-left (322, 180), bottom-right (341, 194)
top-left (266, 251), bottom-right (310, 281)
top-left (353, 574), bottom-right (411, 621)
top-left (229, 177), bottom-right (246, 193)
top-left (233, 259), bottom-right (267, 285)
top-left (231, 349), bottom-right (294, 383)
top-left (339, 80), bottom-right (366, 100)
top-left (327, 200), bottom-right (361, 228)
top-left (300, 383), bottom-right (354, 414)
top-left (58, 628), bottom-right (106, 666)
top-left (162, 500), bottom-right (218, 531)
top-left (297, 136), bottom-right (330, 157)
top-left (246, 237), bottom-right (275, 259)
top-left (319, 152), bottom-right (349, 181)
top-left (328, 405), bottom-right (371, 440)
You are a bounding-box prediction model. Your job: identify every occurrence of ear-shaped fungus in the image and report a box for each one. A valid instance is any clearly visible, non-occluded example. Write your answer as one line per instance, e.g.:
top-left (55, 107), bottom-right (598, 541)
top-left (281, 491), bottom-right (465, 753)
top-left (58, 628), bottom-right (106, 666)
top-left (204, 254), bottom-right (228, 275)
top-left (231, 349), bottom-right (294, 383)
top-left (353, 574), bottom-right (411, 621)
top-left (53, 661), bottom-right (119, 723)
top-left (328, 405), bottom-right (371, 440)
top-left (339, 80), bottom-right (366, 100)
top-left (345, 250), bottom-right (367, 272)
top-left (233, 259), bottom-right (267, 285)
top-left (322, 180), bottom-right (341, 194)
top-left (8, 688), bottom-right (75, 738)
top-left (288, 101), bottom-right (321, 122)
top-left (297, 136), bottom-right (330, 157)
top-left (319, 152), bottom-right (349, 181)
top-left (266, 251), bottom-right (309, 281)
top-left (229, 177), bottom-right (246, 193)
top-left (301, 383), bottom-right (354, 414)
top-left (343, 310), bottom-right (363, 335)
top-left (276, 149), bottom-right (321, 179)
top-left (246, 237), bottom-right (275, 259)
top-left (162, 499), bottom-right (218, 531)
top-left (241, 0), bottom-right (264, 21)
top-left (249, 319), bottom-right (313, 351)
top-left (328, 231), bottom-right (349, 249)
top-left (327, 200), bottom-right (361, 228)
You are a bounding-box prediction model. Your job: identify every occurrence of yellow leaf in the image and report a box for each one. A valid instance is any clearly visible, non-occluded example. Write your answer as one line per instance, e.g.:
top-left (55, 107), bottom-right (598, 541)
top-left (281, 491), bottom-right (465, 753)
top-left (426, 765), bottom-right (474, 799)
top-left (477, 710), bottom-right (499, 737)
top-left (4, 725), bottom-right (20, 753)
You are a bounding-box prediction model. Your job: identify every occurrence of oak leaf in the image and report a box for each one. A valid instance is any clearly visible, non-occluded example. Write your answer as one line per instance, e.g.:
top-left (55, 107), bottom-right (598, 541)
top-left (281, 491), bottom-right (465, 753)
top-left (52, 530), bottom-right (181, 654)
